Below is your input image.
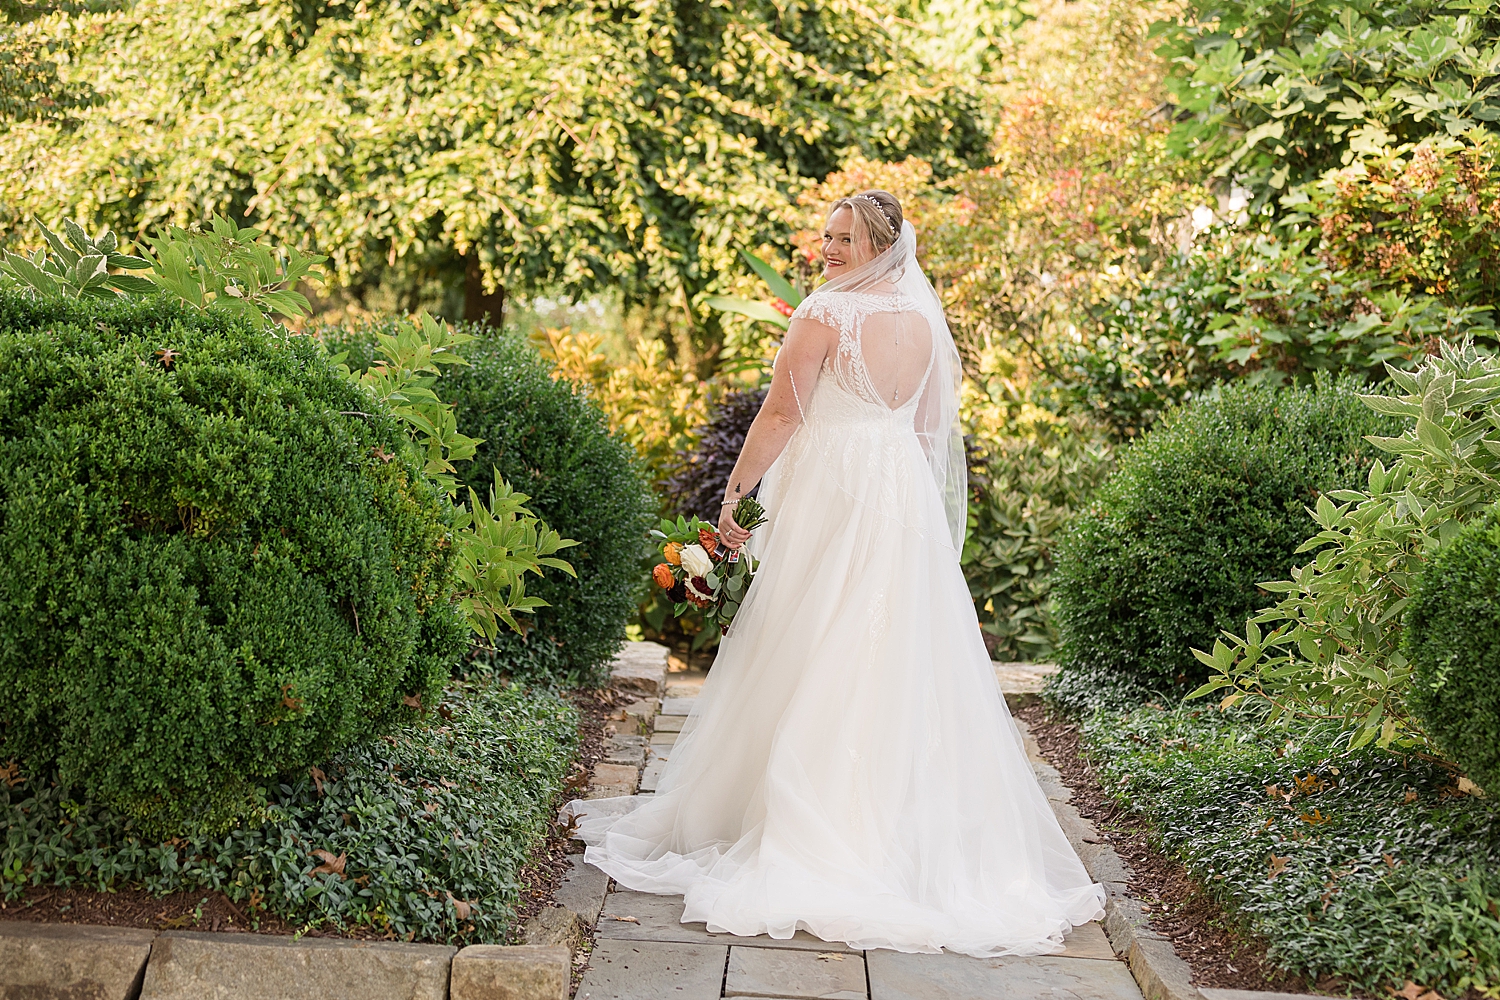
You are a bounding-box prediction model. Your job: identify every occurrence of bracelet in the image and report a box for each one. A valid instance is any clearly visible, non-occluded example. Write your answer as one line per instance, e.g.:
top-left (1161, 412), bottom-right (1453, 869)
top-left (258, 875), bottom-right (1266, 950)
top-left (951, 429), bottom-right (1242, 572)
top-left (720, 499), bottom-right (740, 507)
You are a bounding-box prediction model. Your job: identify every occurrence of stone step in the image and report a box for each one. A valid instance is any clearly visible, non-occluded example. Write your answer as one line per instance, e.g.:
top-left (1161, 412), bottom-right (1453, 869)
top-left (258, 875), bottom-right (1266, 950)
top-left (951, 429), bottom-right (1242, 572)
top-left (661, 697), bottom-right (699, 715)
top-left (0, 922), bottom-right (154, 1000)
top-left (576, 939), bottom-right (726, 1000)
top-left (653, 714), bottom-right (686, 733)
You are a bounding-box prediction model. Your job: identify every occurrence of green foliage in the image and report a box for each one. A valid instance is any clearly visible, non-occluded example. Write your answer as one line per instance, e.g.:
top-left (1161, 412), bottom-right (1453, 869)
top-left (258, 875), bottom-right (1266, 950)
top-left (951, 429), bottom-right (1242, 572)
top-left (1156, 0), bottom-right (1500, 204)
top-left (3, 0), bottom-right (986, 357)
top-left (0, 292), bottom-right (466, 835)
top-left (0, 213), bottom-right (324, 327)
top-left (1, 675), bottom-right (578, 945)
top-left (329, 321), bottom-right (654, 685)
top-left (1083, 705), bottom-right (1500, 996)
top-left (962, 421), bottom-right (1115, 661)
top-left (1193, 342), bottom-right (1500, 750)
top-left (1048, 376), bottom-right (1399, 713)
top-left (1407, 510), bottom-right (1500, 794)
top-left (454, 473), bottom-right (578, 644)
top-left (447, 333), bottom-right (652, 685)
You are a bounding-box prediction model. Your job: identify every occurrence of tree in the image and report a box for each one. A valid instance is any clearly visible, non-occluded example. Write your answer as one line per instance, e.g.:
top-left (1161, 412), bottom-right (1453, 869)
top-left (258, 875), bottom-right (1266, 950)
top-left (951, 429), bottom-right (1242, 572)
top-left (1156, 0), bottom-right (1500, 208)
top-left (0, 0), bottom-right (987, 362)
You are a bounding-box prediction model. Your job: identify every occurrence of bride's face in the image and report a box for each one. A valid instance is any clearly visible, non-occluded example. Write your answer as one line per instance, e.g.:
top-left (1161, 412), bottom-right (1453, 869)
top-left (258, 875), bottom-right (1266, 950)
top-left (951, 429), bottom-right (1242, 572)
top-left (821, 206), bottom-right (874, 277)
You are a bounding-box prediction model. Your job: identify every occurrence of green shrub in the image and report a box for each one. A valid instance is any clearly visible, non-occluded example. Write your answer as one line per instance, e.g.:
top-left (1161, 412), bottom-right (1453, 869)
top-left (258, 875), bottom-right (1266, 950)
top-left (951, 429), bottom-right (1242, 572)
top-left (1048, 376), bottom-right (1399, 712)
top-left (324, 321), bottom-right (654, 686)
top-left (0, 294), bottom-right (465, 835)
top-left (1406, 510), bottom-right (1500, 794)
top-left (1083, 706), bottom-right (1500, 996)
top-left (1, 674), bottom-right (577, 944)
top-left (963, 421), bottom-right (1114, 662)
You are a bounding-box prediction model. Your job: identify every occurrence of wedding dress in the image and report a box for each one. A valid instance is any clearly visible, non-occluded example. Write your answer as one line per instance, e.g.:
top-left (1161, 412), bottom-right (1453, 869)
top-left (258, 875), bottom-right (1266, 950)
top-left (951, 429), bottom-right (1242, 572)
top-left (564, 222), bottom-right (1105, 958)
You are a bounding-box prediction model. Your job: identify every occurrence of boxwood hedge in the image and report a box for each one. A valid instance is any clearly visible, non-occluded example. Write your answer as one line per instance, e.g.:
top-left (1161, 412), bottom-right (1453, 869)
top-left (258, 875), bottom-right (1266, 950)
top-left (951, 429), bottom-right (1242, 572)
top-left (1048, 376), bottom-right (1400, 712)
top-left (322, 321), bottom-right (654, 687)
top-left (0, 294), bottom-right (465, 835)
top-left (1406, 508), bottom-right (1500, 794)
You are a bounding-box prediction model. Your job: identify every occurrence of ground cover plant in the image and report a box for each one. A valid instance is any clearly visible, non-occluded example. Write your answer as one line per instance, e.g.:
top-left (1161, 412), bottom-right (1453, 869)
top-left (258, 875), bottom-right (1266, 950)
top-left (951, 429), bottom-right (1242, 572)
top-left (1082, 705), bottom-right (1500, 997)
top-left (0, 675), bottom-right (577, 945)
top-left (1047, 376), bottom-right (1400, 712)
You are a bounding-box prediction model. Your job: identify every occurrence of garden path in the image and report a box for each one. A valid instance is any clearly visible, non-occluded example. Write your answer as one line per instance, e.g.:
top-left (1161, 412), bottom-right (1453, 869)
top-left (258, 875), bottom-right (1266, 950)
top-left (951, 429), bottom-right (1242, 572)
top-left (574, 660), bottom-right (1146, 1000)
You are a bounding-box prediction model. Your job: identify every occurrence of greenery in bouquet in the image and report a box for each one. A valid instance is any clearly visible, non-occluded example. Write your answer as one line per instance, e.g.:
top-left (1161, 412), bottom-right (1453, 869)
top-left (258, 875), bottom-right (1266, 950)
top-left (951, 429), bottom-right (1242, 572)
top-left (650, 499), bottom-right (767, 638)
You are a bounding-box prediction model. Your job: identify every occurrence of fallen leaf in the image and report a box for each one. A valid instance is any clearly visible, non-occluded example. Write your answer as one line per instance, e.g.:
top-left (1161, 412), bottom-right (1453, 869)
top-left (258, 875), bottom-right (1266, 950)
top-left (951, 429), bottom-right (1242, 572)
top-left (280, 683), bottom-right (302, 713)
top-left (816, 953), bottom-right (846, 961)
top-left (1384, 853), bottom-right (1401, 870)
top-left (309, 849), bottom-right (347, 879)
top-left (309, 766), bottom-right (326, 796)
top-left (1265, 784), bottom-right (1282, 799)
top-left (372, 446), bottom-right (394, 463)
top-left (0, 759), bottom-right (22, 789)
top-left (606, 914), bottom-right (639, 923)
top-left (158, 913), bottom-right (193, 929)
top-left (155, 347), bottom-right (180, 369)
top-left (1458, 776), bottom-right (1486, 797)
top-left (1268, 854), bottom-right (1290, 879)
top-left (446, 891), bottom-right (473, 921)
top-left (402, 694), bottom-right (422, 710)
top-left (1404, 788), bottom-right (1419, 804)
top-left (1298, 808), bottom-right (1330, 826)
top-left (424, 801), bottom-right (438, 814)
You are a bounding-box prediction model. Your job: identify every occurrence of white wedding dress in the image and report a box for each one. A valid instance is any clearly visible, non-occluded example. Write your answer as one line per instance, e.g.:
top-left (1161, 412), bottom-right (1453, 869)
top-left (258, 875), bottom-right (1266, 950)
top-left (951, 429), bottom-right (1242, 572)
top-left (565, 223), bottom-right (1105, 958)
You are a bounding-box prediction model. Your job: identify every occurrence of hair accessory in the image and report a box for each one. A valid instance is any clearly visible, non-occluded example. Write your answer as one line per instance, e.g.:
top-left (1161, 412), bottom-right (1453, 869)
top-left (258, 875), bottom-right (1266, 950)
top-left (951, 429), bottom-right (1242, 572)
top-left (857, 194), bottom-right (898, 235)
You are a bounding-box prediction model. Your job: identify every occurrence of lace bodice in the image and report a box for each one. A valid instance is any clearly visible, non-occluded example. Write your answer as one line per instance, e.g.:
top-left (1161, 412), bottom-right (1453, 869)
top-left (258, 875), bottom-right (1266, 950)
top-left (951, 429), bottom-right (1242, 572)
top-left (791, 290), bottom-right (936, 412)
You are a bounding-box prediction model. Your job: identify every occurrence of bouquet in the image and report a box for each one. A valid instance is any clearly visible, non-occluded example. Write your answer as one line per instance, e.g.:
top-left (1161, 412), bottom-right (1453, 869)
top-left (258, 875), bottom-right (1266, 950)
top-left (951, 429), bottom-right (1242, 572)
top-left (650, 496), bottom-right (767, 633)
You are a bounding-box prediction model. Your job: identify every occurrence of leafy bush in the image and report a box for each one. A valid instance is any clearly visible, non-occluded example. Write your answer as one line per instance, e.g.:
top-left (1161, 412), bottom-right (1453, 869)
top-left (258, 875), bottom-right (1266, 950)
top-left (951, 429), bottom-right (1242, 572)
top-left (327, 321), bottom-right (654, 686)
top-left (1084, 706), bottom-right (1500, 996)
top-left (1048, 376), bottom-right (1399, 712)
top-left (1194, 342), bottom-right (1500, 749)
top-left (0, 293), bottom-right (465, 835)
top-left (535, 328), bottom-right (712, 489)
top-left (1157, 0), bottom-right (1500, 205)
top-left (1406, 511), bottom-right (1500, 793)
top-left (1, 675), bottom-right (577, 944)
top-left (664, 386), bottom-right (767, 523)
top-left (963, 420), bottom-right (1114, 661)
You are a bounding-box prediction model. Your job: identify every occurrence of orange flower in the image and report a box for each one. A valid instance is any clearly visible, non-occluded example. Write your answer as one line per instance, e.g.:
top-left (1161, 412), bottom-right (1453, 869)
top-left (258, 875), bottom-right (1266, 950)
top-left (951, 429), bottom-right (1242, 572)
top-left (663, 542), bottom-right (682, 565)
top-left (771, 298), bottom-right (794, 317)
top-left (652, 563), bottom-right (675, 589)
top-left (697, 528), bottom-right (718, 559)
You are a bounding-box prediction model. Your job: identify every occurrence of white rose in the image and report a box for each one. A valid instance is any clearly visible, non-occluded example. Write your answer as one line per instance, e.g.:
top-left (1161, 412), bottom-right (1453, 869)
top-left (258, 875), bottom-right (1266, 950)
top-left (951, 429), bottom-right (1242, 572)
top-left (679, 543), bottom-right (713, 578)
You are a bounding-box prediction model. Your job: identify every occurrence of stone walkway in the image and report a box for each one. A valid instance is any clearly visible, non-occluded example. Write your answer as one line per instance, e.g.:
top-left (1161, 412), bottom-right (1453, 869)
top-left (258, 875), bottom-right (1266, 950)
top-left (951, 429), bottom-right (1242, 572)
top-left (573, 661), bottom-right (1144, 1000)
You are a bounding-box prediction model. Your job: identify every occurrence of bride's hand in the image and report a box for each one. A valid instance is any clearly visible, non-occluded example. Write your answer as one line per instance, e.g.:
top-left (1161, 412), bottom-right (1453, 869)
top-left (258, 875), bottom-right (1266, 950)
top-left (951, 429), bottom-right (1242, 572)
top-left (718, 504), bottom-right (752, 549)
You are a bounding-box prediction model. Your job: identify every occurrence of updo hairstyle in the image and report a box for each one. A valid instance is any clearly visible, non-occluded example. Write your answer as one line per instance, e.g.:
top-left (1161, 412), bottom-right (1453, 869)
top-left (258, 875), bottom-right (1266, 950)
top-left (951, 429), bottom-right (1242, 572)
top-left (828, 190), bottom-right (904, 257)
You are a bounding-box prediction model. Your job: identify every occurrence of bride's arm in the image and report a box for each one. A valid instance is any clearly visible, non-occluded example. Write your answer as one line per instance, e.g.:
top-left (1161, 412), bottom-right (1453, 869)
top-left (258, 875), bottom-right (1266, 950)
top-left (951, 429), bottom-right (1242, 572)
top-left (717, 317), bottom-right (835, 548)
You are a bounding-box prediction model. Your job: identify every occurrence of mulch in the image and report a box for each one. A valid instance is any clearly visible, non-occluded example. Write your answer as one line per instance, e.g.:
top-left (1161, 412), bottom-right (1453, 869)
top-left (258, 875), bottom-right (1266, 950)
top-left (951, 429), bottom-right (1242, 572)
top-left (1015, 702), bottom-right (1342, 996)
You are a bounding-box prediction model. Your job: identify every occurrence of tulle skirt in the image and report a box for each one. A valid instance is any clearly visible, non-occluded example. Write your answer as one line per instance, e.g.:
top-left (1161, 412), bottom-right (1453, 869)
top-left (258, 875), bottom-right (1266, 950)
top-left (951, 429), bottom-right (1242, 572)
top-left (564, 391), bottom-right (1105, 957)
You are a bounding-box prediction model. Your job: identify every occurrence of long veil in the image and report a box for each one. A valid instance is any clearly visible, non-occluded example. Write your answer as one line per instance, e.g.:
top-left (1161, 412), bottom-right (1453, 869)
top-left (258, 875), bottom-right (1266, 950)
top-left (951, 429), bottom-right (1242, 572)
top-left (788, 220), bottom-right (967, 551)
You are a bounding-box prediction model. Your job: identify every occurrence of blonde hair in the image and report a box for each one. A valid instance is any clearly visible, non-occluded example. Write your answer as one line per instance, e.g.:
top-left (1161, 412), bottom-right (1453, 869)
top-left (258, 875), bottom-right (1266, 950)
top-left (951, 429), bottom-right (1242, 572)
top-left (828, 190), bottom-right (903, 258)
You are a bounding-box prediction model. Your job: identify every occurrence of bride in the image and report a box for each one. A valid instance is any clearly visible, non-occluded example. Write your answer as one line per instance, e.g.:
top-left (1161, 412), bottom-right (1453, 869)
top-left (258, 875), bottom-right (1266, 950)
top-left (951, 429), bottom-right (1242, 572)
top-left (564, 190), bottom-right (1105, 957)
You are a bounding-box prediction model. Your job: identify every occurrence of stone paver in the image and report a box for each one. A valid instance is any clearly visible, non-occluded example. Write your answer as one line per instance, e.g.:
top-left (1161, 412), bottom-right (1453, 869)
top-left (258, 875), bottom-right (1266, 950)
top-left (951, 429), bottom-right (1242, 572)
top-left (0, 921), bottom-right (155, 1000)
top-left (577, 654), bottom-right (1157, 1000)
top-left (1056, 922), bottom-right (1116, 961)
top-left (450, 943), bottom-right (570, 1000)
top-left (603, 732), bottom-right (647, 767)
top-left (576, 939), bottom-right (726, 1000)
top-left (139, 932), bottom-right (454, 1000)
top-left (586, 762), bottom-right (640, 798)
top-left (556, 854), bottom-right (612, 924)
top-left (725, 946), bottom-right (867, 998)
top-left (610, 643), bottom-right (671, 698)
top-left (1202, 990), bottom-right (1321, 1000)
top-left (639, 754), bottom-right (668, 792)
top-left (866, 952), bottom-right (1141, 1000)
top-left (597, 890), bottom-right (856, 953)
